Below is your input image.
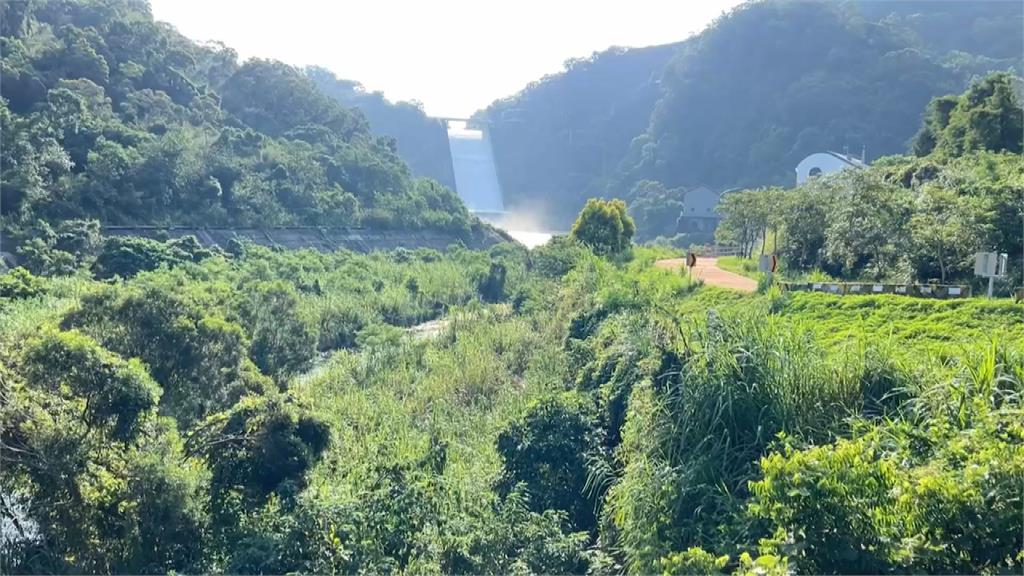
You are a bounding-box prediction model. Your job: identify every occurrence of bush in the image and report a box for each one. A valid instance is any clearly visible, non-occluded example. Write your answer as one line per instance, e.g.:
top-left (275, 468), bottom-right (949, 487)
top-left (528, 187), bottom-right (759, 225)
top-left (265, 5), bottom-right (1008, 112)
top-left (23, 329), bottom-right (161, 441)
top-left (206, 395), bottom-right (330, 503)
top-left (63, 284), bottom-right (271, 424)
top-left (244, 282), bottom-right (319, 380)
top-left (496, 393), bottom-right (599, 532)
top-left (477, 262), bottom-right (507, 303)
top-left (530, 235), bottom-right (587, 278)
top-left (569, 198), bottom-right (635, 255)
top-left (16, 237), bottom-right (79, 276)
top-left (316, 300), bottom-right (371, 350)
top-left (0, 267), bottom-right (46, 300)
top-left (92, 236), bottom-right (188, 279)
top-left (13, 220), bottom-right (101, 276)
top-left (750, 398), bottom-right (1024, 574)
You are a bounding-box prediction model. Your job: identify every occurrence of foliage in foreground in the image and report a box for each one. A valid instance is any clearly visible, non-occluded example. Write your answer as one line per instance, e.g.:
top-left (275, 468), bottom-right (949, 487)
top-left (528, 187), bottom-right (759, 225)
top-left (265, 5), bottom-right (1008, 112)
top-left (2, 238), bottom-right (1023, 574)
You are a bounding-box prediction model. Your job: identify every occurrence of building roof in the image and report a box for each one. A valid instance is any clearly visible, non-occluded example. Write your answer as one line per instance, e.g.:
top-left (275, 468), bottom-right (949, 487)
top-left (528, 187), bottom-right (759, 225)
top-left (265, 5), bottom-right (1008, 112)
top-left (824, 151), bottom-right (866, 168)
top-left (685, 184), bottom-right (720, 196)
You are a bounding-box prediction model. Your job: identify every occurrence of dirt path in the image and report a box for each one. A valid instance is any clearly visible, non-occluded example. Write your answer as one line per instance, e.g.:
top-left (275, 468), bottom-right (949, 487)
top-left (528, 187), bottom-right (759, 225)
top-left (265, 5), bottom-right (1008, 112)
top-left (655, 257), bottom-right (757, 293)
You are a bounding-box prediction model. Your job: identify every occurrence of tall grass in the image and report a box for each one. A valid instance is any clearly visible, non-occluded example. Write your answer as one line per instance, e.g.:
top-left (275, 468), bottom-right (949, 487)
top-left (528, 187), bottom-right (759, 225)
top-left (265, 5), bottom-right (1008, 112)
top-left (0, 276), bottom-right (95, 342)
top-left (602, 306), bottom-right (930, 570)
top-left (288, 308), bottom-right (563, 543)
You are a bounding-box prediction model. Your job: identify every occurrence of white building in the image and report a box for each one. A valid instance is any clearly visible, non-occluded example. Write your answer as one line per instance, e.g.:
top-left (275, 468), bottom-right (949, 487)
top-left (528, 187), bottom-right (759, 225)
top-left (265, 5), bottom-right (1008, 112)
top-left (679, 185), bottom-right (723, 232)
top-left (795, 151), bottom-right (866, 185)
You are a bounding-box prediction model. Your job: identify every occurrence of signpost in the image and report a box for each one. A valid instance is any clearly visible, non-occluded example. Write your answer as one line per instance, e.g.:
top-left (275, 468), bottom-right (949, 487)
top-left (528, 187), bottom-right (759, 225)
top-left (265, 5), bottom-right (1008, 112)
top-left (758, 254), bottom-right (778, 283)
top-left (686, 252), bottom-right (697, 281)
top-left (758, 254), bottom-right (778, 273)
top-left (975, 252), bottom-right (1008, 297)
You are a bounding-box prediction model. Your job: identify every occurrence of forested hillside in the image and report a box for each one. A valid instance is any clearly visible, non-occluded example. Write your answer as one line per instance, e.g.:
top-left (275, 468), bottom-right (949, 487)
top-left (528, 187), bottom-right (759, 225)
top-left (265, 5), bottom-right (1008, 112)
top-left (0, 0), bottom-right (473, 236)
top-left (307, 67), bottom-right (458, 191)
top-left (857, 0), bottom-right (1024, 66)
top-left (478, 43), bottom-right (682, 228)
top-left (625, 0), bottom-right (1017, 192)
top-left (478, 0), bottom-right (1022, 230)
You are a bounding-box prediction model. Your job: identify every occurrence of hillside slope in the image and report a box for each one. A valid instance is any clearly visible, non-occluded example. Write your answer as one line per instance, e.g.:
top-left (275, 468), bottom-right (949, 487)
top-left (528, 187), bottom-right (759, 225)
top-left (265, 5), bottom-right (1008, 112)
top-left (474, 0), bottom-right (1022, 229)
top-left (306, 66), bottom-right (457, 191)
top-left (477, 42), bottom-right (682, 228)
top-left (625, 0), bottom-right (1016, 192)
top-left (0, 0), bottom-right (474, 237)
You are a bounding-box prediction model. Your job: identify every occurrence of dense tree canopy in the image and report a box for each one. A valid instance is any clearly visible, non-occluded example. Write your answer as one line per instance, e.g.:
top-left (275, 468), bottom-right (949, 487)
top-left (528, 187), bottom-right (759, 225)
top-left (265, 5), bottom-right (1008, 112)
top-left (912, 72), bottom-right (1024, 157)
top-left (628, 1), bottom-right (959, 192)
top-left (0, 0), bottom-right (475, 237)
top-left (307, 66), bottom-right (457, 191)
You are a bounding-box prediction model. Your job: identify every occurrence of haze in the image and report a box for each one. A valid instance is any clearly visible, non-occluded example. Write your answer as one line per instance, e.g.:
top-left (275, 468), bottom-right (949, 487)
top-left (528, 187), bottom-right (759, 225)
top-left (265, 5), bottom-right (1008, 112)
top-left (149, 0), bottom-right (742, 117)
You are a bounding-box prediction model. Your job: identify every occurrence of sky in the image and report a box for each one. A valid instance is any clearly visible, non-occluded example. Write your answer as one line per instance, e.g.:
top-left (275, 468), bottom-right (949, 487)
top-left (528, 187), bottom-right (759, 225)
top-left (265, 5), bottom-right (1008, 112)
top-left (149, 0), bottom-right (743, 118)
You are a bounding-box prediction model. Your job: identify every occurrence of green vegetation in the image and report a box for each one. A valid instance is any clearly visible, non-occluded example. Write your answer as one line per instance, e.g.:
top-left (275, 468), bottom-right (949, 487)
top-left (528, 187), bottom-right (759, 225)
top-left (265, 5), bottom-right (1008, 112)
top-left (716, 73), bottom-right (1024, 290)
top-left (4, 227), bottom-right (1023, 573)
top-left (479, 43), bottom-right (681, 228)
top-left (0, 0), bottom-right (476, 238)
top-left (307, 66), bottom-right (457, 191)
top-left (2, 1), bottom-right (1022, 574)
top-left (477, 0), bottom-right (1022, 233)
top-left (569, 198), bottom-right (635, 255)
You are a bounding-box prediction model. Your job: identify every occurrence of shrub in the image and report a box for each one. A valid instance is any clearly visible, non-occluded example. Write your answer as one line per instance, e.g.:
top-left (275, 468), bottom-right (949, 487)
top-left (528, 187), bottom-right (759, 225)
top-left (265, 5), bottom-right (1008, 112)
top-left (0, 267), bottom-right (46, 300)
top-left (316, 300), bottom-right (371, 350)
top-left (570, 198), bottom-right (635, 255)
top-left (16, 237), bottom-right (78, 276)
top-left (530, 235), bottom-right (587, 278)
top-left (92, 236), bottom-right (188, 279)
top-left (23, 329), bottom-right (161, 441)
top-left (496, 393), bottom-right (599, 532)
top-left (477, 262), bottom-right (507, 303)
top-left (750, 401), bottom-right (1024, 574)
top-left (63, 284), bottom-right (271, 424)
top-left (243, 282), bottom-right (319, 380)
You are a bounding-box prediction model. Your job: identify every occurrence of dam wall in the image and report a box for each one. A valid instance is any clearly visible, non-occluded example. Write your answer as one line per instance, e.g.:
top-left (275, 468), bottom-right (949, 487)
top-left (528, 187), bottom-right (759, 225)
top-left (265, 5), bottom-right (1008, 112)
top-left (446, 122), bottom-right (505, 214)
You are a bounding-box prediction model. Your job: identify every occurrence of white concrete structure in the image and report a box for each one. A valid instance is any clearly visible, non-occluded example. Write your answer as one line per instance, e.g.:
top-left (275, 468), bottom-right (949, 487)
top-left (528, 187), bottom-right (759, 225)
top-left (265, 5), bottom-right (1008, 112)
top-left (683, 186), bottom-right (721, 217)
top-left (446, 121), bottom-right (504, 213)
top-left (678, 185), bottom-right (723, 233)
top-left (795, 151), bottom-right (865, 185)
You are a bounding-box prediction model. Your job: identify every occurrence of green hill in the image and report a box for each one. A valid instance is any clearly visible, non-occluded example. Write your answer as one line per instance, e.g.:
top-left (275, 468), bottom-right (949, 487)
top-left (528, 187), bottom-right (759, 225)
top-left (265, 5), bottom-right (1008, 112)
top-left (0, 0), bottom-right (472, 234)
top-left (306, 66), bottom-right (458, 191)
top-left (477, 42), bottom-right (681, 228)
top-left (475, 0), bottom-right (1022, 230)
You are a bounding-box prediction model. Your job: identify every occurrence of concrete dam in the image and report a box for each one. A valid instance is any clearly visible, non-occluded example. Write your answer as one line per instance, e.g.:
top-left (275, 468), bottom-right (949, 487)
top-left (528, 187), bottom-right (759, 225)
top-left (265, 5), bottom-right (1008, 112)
top-left (444, 120), bottom-right (505, 217)
top-left (442, 120), bottom-right (552, 247)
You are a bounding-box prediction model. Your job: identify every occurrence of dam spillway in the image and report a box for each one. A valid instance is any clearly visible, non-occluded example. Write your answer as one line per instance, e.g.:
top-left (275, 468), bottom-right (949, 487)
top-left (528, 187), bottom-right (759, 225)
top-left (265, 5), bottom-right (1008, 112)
top-left (446, 121), bottom-right (505, 215)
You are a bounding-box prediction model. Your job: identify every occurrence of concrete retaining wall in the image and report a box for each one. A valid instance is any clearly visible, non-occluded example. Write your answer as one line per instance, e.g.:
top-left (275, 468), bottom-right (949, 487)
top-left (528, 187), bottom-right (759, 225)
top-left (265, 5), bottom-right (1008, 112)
top-left (1, 225), bottom-right (515, 263)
